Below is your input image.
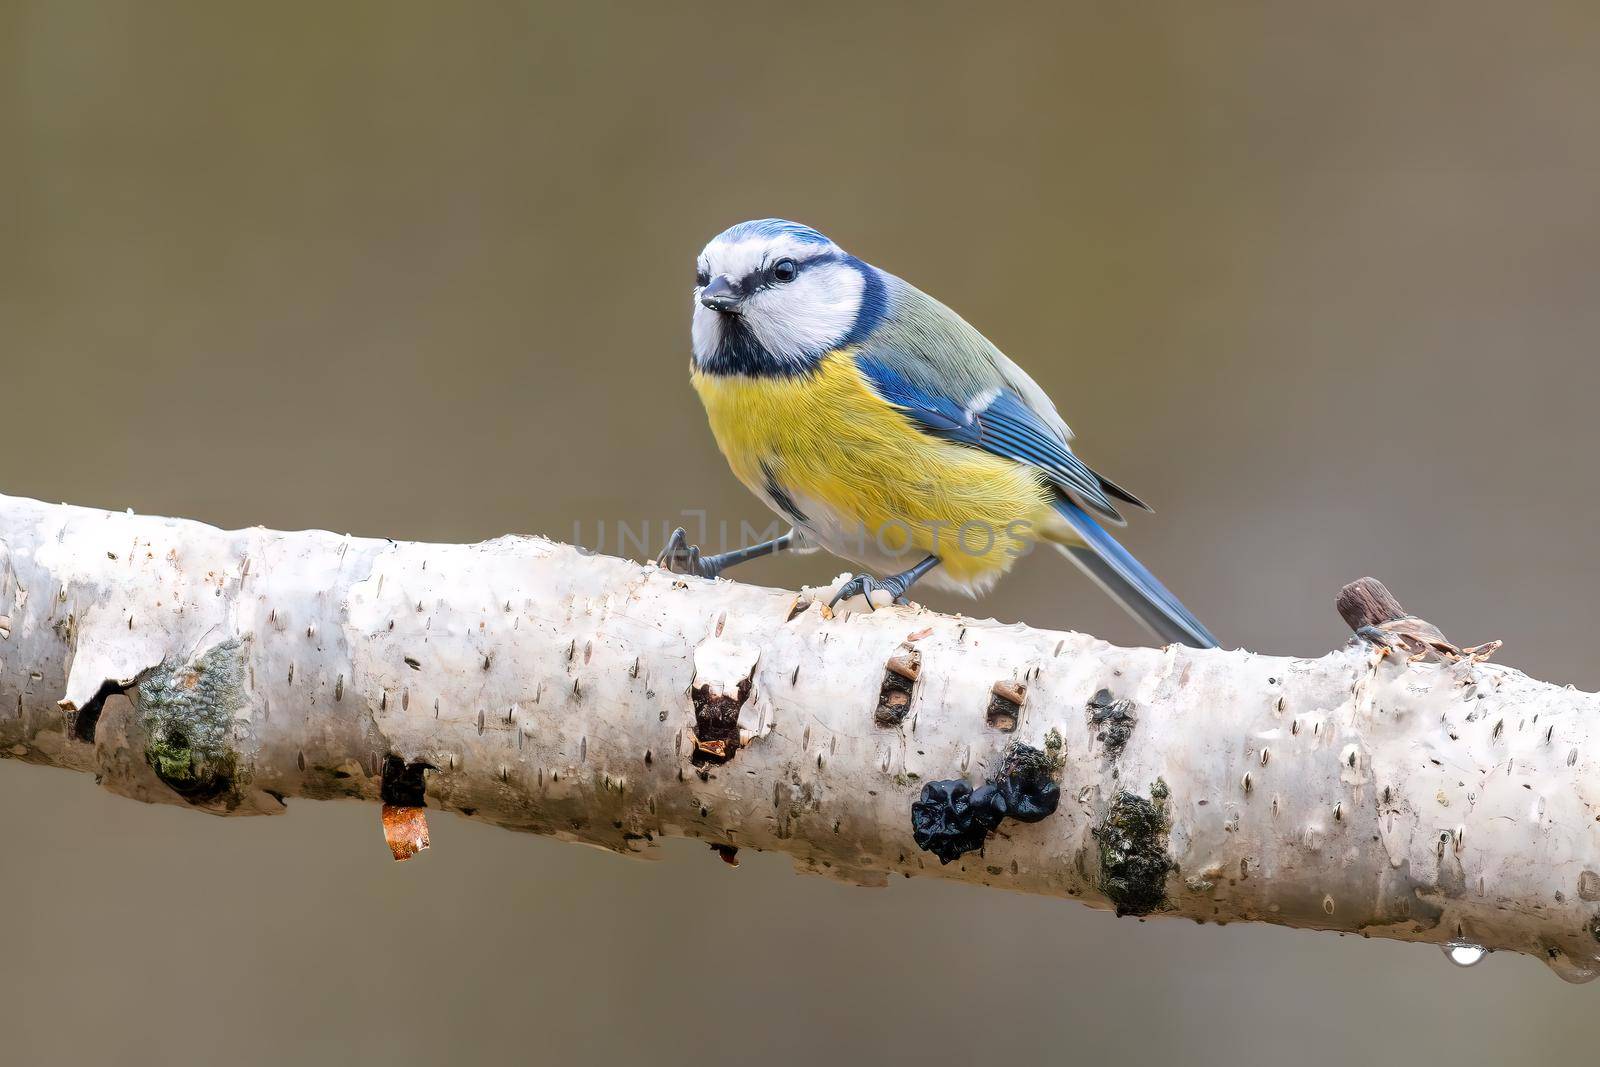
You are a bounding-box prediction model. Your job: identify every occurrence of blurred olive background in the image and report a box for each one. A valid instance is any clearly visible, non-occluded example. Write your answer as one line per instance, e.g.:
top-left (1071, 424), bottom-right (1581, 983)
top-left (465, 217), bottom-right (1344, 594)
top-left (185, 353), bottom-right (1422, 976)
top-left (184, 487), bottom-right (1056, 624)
top-left (4, 1), bottom-right (1600, 1064)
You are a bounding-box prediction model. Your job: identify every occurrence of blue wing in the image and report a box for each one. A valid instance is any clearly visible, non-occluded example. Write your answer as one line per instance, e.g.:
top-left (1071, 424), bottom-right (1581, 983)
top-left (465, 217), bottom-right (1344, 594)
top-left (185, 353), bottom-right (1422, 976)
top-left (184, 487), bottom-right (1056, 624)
top-left (1052, 499), bottom-right (1218, 648)
top-left (854, 353), bottom-right (1137, 522)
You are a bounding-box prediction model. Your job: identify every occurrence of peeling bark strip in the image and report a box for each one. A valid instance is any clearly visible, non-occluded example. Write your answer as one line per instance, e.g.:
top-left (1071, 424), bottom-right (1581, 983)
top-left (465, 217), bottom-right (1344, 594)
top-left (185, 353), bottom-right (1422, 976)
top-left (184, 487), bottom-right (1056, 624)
top-left (381, 803), bottom-right (430, 861)
top-left (2, 499), bottom-right (1600, 982)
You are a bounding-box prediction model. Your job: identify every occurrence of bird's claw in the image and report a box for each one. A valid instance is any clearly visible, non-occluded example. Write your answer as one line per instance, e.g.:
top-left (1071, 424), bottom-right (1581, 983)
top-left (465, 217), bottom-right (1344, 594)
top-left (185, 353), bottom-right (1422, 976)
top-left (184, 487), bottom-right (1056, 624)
top-left (828, 573), bottom-right (909, 611)
top-left (656, 527), bottom-right (720, 580)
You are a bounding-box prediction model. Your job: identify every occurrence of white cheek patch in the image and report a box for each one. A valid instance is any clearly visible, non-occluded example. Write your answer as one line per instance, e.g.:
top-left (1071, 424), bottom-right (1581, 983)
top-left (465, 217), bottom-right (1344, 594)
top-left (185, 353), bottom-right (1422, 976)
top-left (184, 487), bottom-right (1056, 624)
top-left (746, 264), bottom-right (864, 363)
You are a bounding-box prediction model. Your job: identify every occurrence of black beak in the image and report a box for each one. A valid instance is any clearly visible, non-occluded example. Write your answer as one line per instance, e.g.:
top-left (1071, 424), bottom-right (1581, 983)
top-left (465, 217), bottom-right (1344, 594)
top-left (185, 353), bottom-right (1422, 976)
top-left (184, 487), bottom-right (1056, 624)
top-left (699, 275), bottom-right (742, 313)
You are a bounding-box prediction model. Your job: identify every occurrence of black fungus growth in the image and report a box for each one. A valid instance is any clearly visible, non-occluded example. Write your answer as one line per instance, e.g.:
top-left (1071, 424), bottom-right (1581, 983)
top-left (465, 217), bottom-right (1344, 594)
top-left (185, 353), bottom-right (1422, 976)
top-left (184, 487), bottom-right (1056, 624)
top-left (911, 779), bottom-right (1002, 864)
top-left (911, 742), bottom-right (1061, 864)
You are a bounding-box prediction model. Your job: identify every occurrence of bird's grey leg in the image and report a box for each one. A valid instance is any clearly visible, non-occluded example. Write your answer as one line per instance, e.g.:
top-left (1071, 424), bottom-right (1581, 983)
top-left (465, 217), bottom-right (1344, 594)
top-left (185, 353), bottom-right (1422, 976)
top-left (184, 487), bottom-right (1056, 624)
top-left (656, 526), bottom-right (798, 580)
top-left (829, 555), bottom-right (941, 610)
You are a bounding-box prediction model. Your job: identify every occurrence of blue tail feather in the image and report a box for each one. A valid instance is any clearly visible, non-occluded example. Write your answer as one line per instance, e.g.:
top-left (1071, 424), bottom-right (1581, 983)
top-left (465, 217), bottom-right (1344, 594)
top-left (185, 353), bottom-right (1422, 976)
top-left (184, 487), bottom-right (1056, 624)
top-left (1052, 499), bottom-right (1218, 649)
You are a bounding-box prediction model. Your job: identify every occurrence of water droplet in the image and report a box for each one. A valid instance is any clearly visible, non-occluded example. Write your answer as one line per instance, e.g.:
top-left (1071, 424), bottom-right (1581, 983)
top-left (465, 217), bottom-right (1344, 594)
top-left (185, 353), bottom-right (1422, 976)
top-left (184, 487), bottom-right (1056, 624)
top-left (1442, 940), bottom-right (1485, 967)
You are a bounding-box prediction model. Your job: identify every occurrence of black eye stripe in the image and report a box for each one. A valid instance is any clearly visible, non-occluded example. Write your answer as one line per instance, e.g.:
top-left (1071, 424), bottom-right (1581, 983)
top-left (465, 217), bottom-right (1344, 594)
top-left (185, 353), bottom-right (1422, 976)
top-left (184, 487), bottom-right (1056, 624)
top-left (696, 250), bottom-right (842, 296)
top-left (747, 250), bottom-right (839, 290)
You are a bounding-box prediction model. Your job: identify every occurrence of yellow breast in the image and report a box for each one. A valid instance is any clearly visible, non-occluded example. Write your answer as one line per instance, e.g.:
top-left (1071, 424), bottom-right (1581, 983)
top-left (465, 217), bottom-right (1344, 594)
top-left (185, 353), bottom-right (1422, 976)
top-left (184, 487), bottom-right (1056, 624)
top-left (691, 350), bottom-right (1058, 588)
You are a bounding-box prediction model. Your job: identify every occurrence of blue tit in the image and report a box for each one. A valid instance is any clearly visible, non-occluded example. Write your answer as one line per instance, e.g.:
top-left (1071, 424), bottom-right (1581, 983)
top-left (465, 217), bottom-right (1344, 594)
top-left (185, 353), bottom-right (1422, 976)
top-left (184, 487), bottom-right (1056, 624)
top-left (662, 218), bottom-right (1216, 649)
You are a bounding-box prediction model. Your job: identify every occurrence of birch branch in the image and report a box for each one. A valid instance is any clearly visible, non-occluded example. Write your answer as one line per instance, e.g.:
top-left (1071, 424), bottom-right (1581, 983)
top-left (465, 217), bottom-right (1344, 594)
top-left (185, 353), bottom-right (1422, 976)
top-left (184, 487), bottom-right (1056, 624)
top-left (1, 493), bottom-right (1597, 983)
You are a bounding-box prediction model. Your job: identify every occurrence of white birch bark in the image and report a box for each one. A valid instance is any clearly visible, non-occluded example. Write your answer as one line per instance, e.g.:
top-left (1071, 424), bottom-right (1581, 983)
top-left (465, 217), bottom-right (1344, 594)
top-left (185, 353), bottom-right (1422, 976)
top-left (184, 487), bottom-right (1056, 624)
top-left (1, 493), bottom-right (1596, 982)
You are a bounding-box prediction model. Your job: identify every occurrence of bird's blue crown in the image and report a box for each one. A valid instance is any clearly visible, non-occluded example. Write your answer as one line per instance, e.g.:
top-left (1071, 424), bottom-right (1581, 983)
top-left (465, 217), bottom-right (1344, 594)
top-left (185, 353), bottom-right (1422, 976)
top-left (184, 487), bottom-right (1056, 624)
top-left (712, 218), bottom-right (834, 247)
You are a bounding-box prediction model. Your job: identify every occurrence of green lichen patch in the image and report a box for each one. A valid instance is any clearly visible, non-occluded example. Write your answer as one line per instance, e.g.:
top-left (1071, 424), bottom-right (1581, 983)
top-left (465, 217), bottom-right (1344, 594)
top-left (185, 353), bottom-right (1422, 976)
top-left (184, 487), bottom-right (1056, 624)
top-left (999, 739), bottom-right (1054, 788)
top-left (1094, 780), bottom-right (1172, 917)
top-left (1043, 727), bottom-right (1065, 771)
top-left (134, 638), bottom-right (249, 803)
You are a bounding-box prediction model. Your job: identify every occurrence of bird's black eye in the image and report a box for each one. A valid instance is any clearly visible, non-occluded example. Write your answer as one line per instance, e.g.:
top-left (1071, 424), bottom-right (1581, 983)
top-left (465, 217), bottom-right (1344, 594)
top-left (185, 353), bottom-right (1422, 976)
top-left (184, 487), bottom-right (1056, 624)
top-left (772, 258), bottom-right (798, 283)
top-left (695, 264), bottom-right (709, 286)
